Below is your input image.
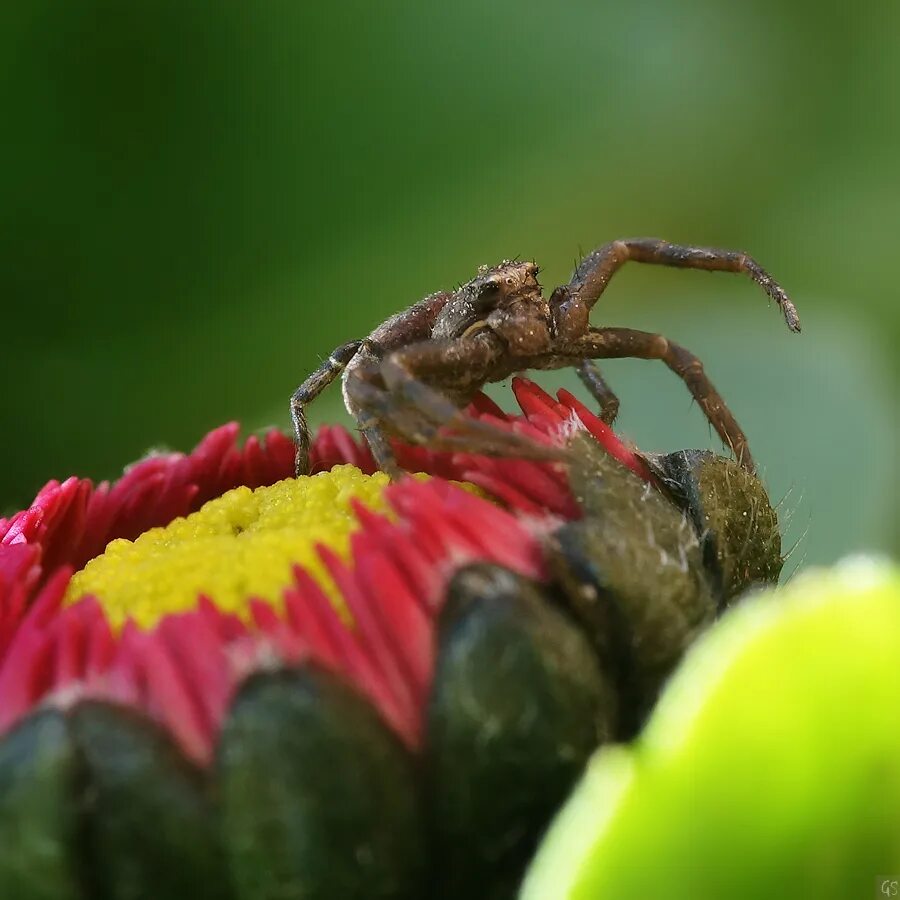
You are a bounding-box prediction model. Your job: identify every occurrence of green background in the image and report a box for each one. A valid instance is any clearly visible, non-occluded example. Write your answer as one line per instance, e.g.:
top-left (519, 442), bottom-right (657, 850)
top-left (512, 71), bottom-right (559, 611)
top-left (1, 1), bottom-right (897, 566)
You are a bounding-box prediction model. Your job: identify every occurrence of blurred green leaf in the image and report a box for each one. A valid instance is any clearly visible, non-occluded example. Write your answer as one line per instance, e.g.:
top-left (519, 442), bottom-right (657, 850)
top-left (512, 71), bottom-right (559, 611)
top-left (522, 557), bottom-right (900, 899)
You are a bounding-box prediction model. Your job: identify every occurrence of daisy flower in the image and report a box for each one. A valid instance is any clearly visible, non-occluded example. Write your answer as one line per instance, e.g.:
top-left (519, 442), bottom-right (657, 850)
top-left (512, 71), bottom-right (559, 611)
top-left (0, 378), bottom-right (782, 899)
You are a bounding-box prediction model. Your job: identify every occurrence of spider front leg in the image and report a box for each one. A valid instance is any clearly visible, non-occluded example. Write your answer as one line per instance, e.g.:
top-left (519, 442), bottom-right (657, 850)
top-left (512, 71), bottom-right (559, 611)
top-left (348, 373), bottom-right (549, 479)
top-left (550, 237), bottom-right (801, 342)
top-left (291, 339), bottom-right (362, 476)
top-left (379, 336), bottom-right (567, 463)
top-left (570, 327), bottom-right (756, 473)
top-left (343, 363), bottom-right (435, 479)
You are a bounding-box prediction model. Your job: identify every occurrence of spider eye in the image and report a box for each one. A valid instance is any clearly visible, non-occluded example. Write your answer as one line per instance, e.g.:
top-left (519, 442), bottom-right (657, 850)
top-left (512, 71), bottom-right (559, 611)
top-left (472, 278), bottom-right (500, 308)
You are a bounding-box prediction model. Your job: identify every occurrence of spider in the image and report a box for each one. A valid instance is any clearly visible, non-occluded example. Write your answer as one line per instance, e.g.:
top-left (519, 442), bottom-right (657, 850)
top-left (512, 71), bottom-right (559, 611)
top-left (291, 237), bottom-right (801, 479)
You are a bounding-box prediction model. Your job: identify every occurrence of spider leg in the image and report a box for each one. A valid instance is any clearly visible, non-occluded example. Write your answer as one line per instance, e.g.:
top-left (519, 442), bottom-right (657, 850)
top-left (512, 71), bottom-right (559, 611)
top-left (569, 327), bottom-right (756, 473)
top-left (382, 364), bottom-right (566, 462)
top-left (575, 360), bottom-right (620, 425)
top-left (550, 237), bottom-right (801, 341)
top-left (291, 339), bottom-right (362, 476)
top-left (345, 344), bottom-right (516, 474)
top-left (354, 379), bottom-right (556, 474)
top-left (356, 413), bottom-right (404, 481)
top-left (344, 368), bottom-right (436, 478)
top-left (346, 364), bottom-right (561, 479)
top-left (379, 337), bottom-right (567, 463)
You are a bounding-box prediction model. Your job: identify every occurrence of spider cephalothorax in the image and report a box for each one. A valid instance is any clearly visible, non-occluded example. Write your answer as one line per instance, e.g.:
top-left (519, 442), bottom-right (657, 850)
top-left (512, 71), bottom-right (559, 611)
top-left (291, 238), bottom-right (801, 479)
top-left (431, 261), bottom-right (548, 349)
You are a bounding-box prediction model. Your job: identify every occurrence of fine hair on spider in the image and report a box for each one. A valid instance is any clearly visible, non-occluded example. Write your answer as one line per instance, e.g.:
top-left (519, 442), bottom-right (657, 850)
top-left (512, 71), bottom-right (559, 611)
top-left (290, 237), bottom-right (801, 480)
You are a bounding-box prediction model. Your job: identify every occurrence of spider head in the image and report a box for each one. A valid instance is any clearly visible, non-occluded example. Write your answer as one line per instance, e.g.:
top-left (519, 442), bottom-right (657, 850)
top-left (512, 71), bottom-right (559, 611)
top-left (472, 260), bottom-right (541, 309)
top-left (432, 261), bottom-right (543, 341)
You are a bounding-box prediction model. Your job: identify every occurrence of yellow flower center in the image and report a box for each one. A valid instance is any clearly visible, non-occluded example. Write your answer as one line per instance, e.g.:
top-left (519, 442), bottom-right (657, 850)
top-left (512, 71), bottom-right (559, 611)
top-left (65, 465), bottom-right (392, 630)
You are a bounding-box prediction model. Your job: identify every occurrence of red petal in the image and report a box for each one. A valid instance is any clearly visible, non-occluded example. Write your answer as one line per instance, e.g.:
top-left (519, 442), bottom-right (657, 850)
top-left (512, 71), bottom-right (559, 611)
top-left (557, 389), bottom-right (653, 482)
top-left (512, 376), bottom-right (569, 421)
top-left (317, 545), bottom-right (419, 729)
top-left (137, 629), bottom-right (213, 764)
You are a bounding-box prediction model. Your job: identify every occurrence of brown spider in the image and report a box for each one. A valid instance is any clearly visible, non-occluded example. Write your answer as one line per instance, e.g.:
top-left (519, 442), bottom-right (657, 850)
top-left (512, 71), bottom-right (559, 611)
top-left (292, 237), bottom-right (801, 479)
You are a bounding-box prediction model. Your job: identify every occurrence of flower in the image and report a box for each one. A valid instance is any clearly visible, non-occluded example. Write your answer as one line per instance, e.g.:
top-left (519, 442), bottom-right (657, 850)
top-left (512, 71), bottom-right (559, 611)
top-left (0, 378), bottom-right (651, 758)
top-left (0, 377), bottom-right (780, 898)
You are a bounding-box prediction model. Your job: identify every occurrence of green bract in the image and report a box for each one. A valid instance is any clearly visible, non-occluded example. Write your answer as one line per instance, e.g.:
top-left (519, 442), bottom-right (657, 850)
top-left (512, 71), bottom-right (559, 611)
top-left (522, 557), bottom-right (900, 899)
top-left (427, 564), bottom-right (617, 899)
top-left (218, 668), bottom-right (425, 899)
